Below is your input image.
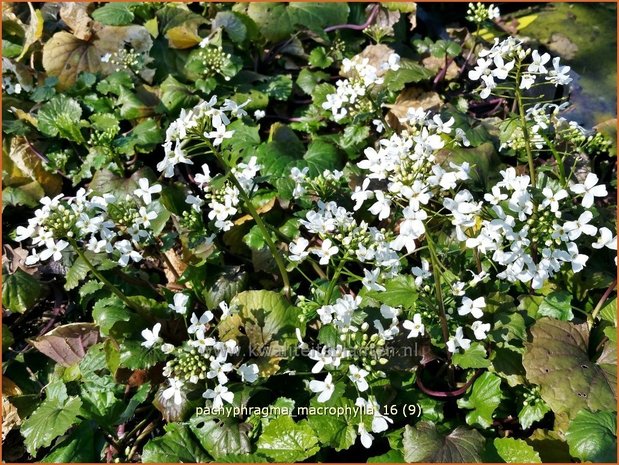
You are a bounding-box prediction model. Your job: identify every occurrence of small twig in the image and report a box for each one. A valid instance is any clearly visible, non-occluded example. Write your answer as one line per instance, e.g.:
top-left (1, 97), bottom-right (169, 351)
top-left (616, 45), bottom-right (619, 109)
top-left (127, 421), bottom-right (158, 461)
top-left (324, 3), bottom-right (380, 33)
top-left (590, 278), bottom-right (617, 327)
top-left (416, 368), bottom-right (482, 398)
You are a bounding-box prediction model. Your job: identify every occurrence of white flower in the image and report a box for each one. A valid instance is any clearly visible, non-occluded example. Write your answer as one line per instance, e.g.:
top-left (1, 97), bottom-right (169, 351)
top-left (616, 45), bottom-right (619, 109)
top-left (348, 365), bottom-right (369, 392)
top-left (432, 114), bottom-right (455, 134)
top-left (471, 321), bottom-right (491, 340)
top-left (115, 240), bottom-right (142, 267)
top-left (570, 173), bottom-right (607, 208)
top-left (254, 109), bottom-right (266, 120)
top-left (362, 268), bottom-right (385, 292)
top-left (309, 373), bottom-right (335, 403)
top-left (188, 311), bottom-right (213, 334)
top-left (39, 239), bottom-right (69, 262)
top-left (289, 237), bottom-right (310, 262)
top-left (308, 347), bottom-right (332, 373)
top-left (528, 50), bottom-right (551, 74)
top-left (565, 242), bottom-right (589, 272)
top-left (296, 328), bottom-right (309, 350)
top-left (205, 122), bottom-right (234, 146)
top-left (134, 178), bottom-right (162, 204)
top-left (162, 378), bottom-right (184, 405)
top-left (454, 128), bottom-right (471, 147)
top-left (194, 164), bottom-right (211, 188)
top-left (452, 281), bottom-right (466, 296)
top-left (314, 239), bottom-right (339, 265)
top-left (141, 322), bottom-right (162, 348)
top-left (203, 384), bottom-right (234, 409)
top-left (380, 304), bottom-right (400, 320)
top-left (239, 363), bottom-right (259, 383)
top-left (369, 191), bottom-right (391, 220)
top-left (446, 327), bottom-right (471, 353)
top-left (358, 423), bottom-right (374, 448)
top-left (169, 293), bottom-right (189, 315)
top-left (402, 314), bottom-right (425, 338)
top-left (484, 186), bottom-right (508, 205)
top-left (411, 259), bottom-right (431, 286)
top-left (592, 227), bottom-right (617, 250)
top-left (540, 187), bottom-right (568, 212)
top-left (563, 210), bottom-right (597, 241)
top-left (546, 57), bottom-right (572, 86)
top-left (458, 296), bottom-right (486, 319)
top-left (207, 360), bottom-right (234, 385)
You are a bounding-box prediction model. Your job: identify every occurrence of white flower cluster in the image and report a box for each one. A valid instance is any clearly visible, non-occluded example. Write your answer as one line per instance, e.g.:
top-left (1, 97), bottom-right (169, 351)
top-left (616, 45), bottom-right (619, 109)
top-left (464, 168), bottom-right (615, 289)
top-left (157, 96), bottom-right (248, 177)
top-left (157, 97), bottom-right (261, 232)
top-left (15, 178), bottom-right (162, 268)
top-left (322, 52), bottom-right (400, 121)
top-left (188, 157), bottom-right (261, 232)
top-left (294, 200), bottom-right (400, 274)
top-left (466, 2), bottom-right (500, 24)
top-left (143, 301), bottom-right (259, 408)
top-left (469, 37), bottom-right (572, 99)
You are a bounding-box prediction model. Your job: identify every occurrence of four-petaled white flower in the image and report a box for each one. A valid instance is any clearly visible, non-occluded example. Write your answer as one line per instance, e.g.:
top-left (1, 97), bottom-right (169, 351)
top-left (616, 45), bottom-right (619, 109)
top-left (570, 173), bottom-right (608, 208)
top-left (141, 322), bottom-right (163, 349)
top-left (446, 327), bottom-right (471, 353)
top-left (203, 384), bottom-right (234, 409)
top-left (169, 293), bottom-right (190, 315)
top-left (403, 314), bottom-right (425, 338)
top-left (309, 373), bottom-right (336, 402)
top-left (471, 320), bottom-right (491, 340)
top-left (458, 296), bottom-right (486, 319)
top-left (162, 378), bottom-right (184, 405)
top-left (239, 363), bottom-right (259, 383)
top-left (134, 178), bottom-right (162, 204)
top-left (348, 365), bottom-right (370, 392)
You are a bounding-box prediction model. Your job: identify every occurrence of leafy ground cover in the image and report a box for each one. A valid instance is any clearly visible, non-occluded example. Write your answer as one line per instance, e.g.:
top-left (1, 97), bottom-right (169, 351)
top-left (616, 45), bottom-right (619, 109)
top-left (2, 2), bottom-right (617, 463)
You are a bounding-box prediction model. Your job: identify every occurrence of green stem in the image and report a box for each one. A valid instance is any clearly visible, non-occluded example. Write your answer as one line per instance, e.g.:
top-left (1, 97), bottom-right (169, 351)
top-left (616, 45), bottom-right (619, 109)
top-left (324, 260), bottom-right (345, 305)
top-left (514, 63), bottom-right (537, 187)
top-left (69, 239), bottom-right (139, 311)
top-left (228, 174), bottom-right (291, 297)
top-left (425, 235), bottom-right (451, 363)
top-left (540, 133), bottom-right (567, 186)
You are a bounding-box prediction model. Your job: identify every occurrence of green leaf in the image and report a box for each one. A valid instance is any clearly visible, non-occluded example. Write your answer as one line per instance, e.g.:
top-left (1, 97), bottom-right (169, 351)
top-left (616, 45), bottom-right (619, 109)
top-left (257, 416), bottom-right (320, 462)
top-left (303, 140), bottom-right (343, 176)
top-left (91, 3), bottom-right (135, 26)
top-left (21, 395), bottom-right (82, 456)
top-left (119, 340), bottom-right (166, 370)
top-left (288, 3), bottom-right (350, 32)
top-left (402, 421), bottom-right (485, 462)
top-left (296, 68), bottom-right (329, 95)
top-left (522, 318), bottom-right (617, 418)
top-left (2, 268), bottom-right (43, 313)
top-left (159, 75), bottom-right (198, 115)
top-left (537, 290), bottom-right (574, 321)
top-left (65, 255), bottom-right (91, 291)
top-left (213, 11), bottom-right (248, 43)
top-left (383, 59), bottom-right (433, 92)
top-left (142, 423), bottom-right (210, 463)
top-left (189, 417), bottom-right (252, 460)
top-left (201, 265), bottom-right (249, 309)
top-left (308, 47), bottom-right (333, 69)
top-left (518, 400), bottom-right (550, 430)
top-left (37, 95), bottom-right (85, 143)
top-left (599, 297), bottom-right (617, 326)
top-left (452, 342), bottom-right (491, 369)
top-left (363, 274), bottom-right (417, 309)
top-left (307, 397), bottom-right (358, 451)
top-left (3, 324), bottom-right (14, 351)
top-left (219, 290), bottom-right (298, 376)
top-left (566, 409), bottom-right (617, 462)
top-left (256, 75), bottom-right (293, 100)
top-left (367, 450), bottom-right (405, 462)
top-left (493, 438), bottom-right (542, 463)
top-left (92, 296), bottom-right (132, 337)
top-left (457, 372), bottom-right (502, 428)
top-left (41, 420), bottom-right (105, 463)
